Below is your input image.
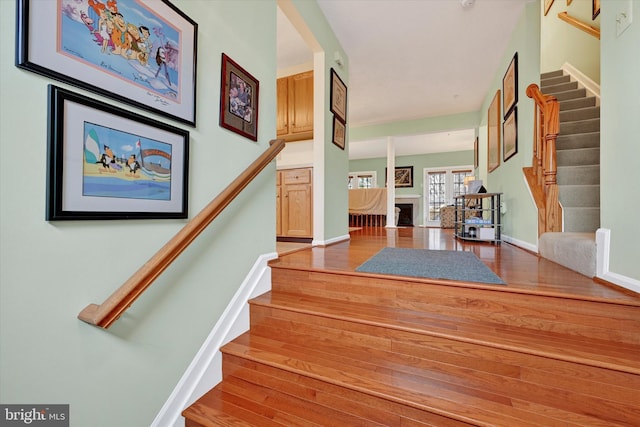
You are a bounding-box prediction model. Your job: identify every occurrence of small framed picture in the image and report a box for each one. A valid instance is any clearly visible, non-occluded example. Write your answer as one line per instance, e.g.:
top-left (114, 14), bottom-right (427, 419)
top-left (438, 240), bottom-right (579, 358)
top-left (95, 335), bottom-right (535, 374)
top-left (488, 90), bottom-right (501, 173)
top-left (503, 107), bottom-right (518, 162)
top-left (386, 166), bottom-right (414, 188)
top-left (502, 52), bottom-right (518, 119)
top-left (544, 0), bottom-right (554, 16)
top-left (46, 85), bottom-right (189, 220)
top-left (592, 0), bottom-right (600, 19)
top-left (332, 116), bottom-right (346, 150)
top-left (220, 53), bottom-right (259, 141)
top-left (330, 68), bottom-right (347, 123)
top-left (474, 136), bottom-right (479, 169)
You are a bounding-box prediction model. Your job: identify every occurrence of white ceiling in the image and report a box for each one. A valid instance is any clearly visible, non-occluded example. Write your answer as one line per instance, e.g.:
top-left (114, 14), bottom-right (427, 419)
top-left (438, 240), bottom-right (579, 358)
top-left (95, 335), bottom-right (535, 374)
top-left (277, 0), bottom-right (531, 159)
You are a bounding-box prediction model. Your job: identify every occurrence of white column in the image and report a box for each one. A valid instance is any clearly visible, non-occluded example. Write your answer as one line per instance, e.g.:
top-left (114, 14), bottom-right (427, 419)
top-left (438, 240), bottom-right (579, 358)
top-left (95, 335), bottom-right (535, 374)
top-left (386, 137), bottom-right (396, 228)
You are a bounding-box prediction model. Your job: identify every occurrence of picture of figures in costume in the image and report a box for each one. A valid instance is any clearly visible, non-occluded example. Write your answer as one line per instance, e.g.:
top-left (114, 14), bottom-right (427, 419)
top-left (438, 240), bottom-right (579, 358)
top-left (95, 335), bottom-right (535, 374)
top-left (60, 0), bottom-right (181, 101)
top-left (83, 122), bottom-right (173, 201)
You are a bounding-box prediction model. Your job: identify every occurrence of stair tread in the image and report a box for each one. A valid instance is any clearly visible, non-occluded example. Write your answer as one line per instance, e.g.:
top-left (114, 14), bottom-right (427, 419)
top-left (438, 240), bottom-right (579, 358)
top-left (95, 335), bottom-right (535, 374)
top-left (221, 333), bottom-right (639, 427)
top-left (250, 292), bottom-right (640, 374)
top-left (222, 355), bottom-right (470, 427)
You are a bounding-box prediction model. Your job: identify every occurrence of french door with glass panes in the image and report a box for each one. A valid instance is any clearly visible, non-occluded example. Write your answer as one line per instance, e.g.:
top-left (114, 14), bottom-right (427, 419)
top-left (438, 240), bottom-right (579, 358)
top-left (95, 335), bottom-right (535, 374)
top-left (423, 166), bottom-right (474, 227)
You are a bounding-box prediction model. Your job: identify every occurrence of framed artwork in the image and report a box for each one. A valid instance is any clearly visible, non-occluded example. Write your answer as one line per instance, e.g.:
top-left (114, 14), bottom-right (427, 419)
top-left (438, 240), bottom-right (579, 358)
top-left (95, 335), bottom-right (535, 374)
top-left (219, 53), bottom-right (259, 141)
top-left (488, 90), bottom-right (501, 173)
top-left (503, 107), bottom-right (518, 162)
top-left (330, 68), bottom-right (347, 123)
top-left (46, 85), bottom-right (189, 220)
top-left (16, 0), bottom-right (198, 126)
top-left (386, 166), bottom-right (414, 188)
top-left (502, 52), bottom-right (518, 119)
top-left (332, 116), bottom-right (346, 150)
top-left (544, 0), bottom-right (554, 16)
top-left (474, 136), bottom-right (479, 169)
top-left (592, 0), bottom-right (600, 19)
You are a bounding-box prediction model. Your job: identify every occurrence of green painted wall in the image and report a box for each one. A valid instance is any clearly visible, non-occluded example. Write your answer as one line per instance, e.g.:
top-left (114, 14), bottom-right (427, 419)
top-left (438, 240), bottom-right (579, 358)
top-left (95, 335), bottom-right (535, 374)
top-left (350, 150), bottom-right (473, 225)
top-left (283, 0), bottom-right (350, 242)
top-left (541, 0), bottom-right (600, 83)
top-left (477, 0), bottom-right (541, 245)
top-left (0, 1), bottom-right (278, 425)
top-left (601, 0), bottom-right (640, 280)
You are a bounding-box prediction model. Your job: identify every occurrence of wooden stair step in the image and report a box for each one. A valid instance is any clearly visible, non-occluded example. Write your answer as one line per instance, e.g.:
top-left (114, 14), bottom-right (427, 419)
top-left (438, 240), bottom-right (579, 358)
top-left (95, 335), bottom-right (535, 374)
top-left (221, 354), bottom-right (473, 427)
top-left (220, 333), bottom-right (638, 426)
top-left (270, 267), bottom-right (640, 347)
top-left (250, 292), bottom-right (640, 378)
top-left (248, 312), bottom-right (640, 410)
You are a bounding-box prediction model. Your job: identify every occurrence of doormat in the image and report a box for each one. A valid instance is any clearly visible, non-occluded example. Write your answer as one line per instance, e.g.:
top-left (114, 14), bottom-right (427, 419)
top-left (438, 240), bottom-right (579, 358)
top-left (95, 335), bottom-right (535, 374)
top-left (355, 247), bottom-right (506, 285)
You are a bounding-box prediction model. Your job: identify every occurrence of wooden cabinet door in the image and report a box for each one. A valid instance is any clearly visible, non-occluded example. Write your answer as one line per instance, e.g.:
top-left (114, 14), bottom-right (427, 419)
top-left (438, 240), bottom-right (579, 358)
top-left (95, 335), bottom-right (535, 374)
top-left (279, 168), bottom-right (312, 238)
top-left (282, 183), bottom-right (312, 237)
top-left (276, 78), bottom-right (289, 136)
top-left (288, 71), bottom-right (314, 136)
top-left (276, 180), bottom-right (282, 236)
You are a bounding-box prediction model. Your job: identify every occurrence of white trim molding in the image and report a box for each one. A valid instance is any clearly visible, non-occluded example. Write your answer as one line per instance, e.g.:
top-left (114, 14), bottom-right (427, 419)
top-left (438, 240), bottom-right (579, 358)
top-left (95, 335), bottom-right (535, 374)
top-left (562, 62), bottom-right (600, 103)
top-left (151, 252), bottom-right (277, 427)
top-left (501, 233), bottom-right (538, 253)
top-left (596, 228), bottom-right (640, 294)
top-left (313, 233), bottom-right (350, 247)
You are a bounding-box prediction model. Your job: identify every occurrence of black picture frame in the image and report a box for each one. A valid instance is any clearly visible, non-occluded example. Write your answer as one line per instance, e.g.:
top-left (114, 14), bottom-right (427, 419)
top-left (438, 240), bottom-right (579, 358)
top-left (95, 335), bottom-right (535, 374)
top-left (332, 116), bottom-right (346, 150)
top-left (503, 107), bottom-right (518, 162)
top-left (16, 0), bottom-right (198, 126)
top-left (385, 166), bottom-right (414, 188)
top-left (46, 85), bottom-right (189, 220)
top-left (488, 90), bottom-right (501, 173)
top-left (219, 53), bottom-right (259, 141)
top-left (502, 52), bottom-right (518, 119)
top-left (330, 68), bottom-right (347, 123)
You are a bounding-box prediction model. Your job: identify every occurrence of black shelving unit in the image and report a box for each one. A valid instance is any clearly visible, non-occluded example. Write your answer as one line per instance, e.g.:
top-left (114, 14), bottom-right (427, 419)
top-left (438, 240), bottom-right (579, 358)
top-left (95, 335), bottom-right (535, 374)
top-left (453, 192), bottom-right (502, 244)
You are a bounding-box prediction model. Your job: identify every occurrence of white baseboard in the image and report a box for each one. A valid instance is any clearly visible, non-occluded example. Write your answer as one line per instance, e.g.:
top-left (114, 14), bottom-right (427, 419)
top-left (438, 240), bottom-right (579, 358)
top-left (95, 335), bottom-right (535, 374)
top-left (501, 233), bottom-right (538, 253)
top-left (313, 233), bottom-right (350, 247)
top-left (562, 62), bottom-right (600, 102)
top-left (151, 252), bottom-right (278, 427)
top-left (596, 228), bottom-right (640, 294)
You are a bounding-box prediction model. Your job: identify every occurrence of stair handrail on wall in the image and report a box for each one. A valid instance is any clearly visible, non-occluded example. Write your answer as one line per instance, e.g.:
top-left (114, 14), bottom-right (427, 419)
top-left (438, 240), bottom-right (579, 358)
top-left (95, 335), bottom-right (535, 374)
top-left (525, 84), bottom-right (562, 237)
top-left (78, 138), bottom-right (287, 329)
top-left (557, 12), bottom-right (601, 40)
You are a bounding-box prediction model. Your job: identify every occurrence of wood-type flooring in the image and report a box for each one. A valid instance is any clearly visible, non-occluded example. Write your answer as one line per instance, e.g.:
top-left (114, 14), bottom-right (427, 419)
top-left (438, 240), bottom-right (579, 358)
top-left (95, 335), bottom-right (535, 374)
top-left (184, 227), bottom-right (640, 426)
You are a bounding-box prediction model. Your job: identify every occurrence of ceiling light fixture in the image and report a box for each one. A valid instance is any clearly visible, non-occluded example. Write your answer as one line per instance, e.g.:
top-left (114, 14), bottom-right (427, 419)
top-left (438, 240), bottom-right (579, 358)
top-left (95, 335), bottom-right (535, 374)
top-left (460, 0), bottom-right (476, 10)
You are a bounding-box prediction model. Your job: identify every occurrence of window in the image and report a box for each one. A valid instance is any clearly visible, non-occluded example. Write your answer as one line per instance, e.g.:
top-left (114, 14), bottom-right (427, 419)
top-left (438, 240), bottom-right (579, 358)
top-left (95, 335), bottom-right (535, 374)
top-left (348, 171), bottom-right (377, 189)
top-left (424, 167), bottom-right (473, 225)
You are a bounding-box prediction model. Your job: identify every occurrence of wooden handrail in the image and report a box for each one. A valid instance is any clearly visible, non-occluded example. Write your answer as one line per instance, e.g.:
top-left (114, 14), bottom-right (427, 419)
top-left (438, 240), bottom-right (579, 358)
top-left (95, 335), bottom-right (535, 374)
top-left (525, 84), bottom-right (562, 237)
top-left (78, 138), bottom-right (287, 328)
top-left (558, 12), bottom-right (600, 39)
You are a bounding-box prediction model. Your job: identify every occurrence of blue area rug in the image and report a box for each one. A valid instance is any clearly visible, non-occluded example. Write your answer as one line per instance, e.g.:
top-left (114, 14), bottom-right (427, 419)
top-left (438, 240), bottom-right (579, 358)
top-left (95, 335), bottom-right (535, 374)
top-left (355, 247), bottom-right (506, 285)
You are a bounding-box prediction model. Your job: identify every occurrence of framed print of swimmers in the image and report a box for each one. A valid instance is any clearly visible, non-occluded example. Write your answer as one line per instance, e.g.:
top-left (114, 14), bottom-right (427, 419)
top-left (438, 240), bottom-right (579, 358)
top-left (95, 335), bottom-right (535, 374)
top-left (46, 85), bottom-right (189, 220)
top-left (16, 0), bottom-right (198, 126)
top-left (219, 53), bottom-right (259, 141)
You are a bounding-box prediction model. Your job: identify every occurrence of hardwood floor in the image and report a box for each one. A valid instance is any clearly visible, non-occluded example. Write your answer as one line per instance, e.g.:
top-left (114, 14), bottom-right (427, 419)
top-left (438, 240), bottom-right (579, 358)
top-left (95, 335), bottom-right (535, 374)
top-left (184, 227), bottom-right (640, 426)
top-left (276, 227), bottom-right (637, 301)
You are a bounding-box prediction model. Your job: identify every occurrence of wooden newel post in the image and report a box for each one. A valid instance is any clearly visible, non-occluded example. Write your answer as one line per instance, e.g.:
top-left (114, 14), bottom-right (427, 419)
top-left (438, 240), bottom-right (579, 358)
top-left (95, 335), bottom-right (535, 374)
top-left (543, 96), bottom-right (559, 187)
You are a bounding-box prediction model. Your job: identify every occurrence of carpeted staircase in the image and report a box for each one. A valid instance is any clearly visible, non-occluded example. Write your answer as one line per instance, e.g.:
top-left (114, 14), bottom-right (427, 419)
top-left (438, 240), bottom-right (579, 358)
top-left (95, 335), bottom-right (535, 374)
top-left (540, 69), bottom-right (600, 232)
top-left (538, 70), bottom-right (600, 277)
